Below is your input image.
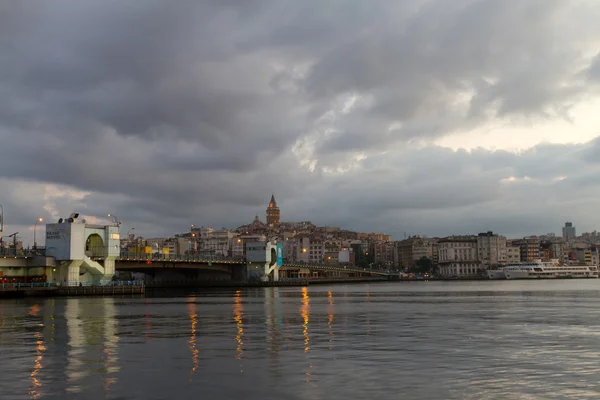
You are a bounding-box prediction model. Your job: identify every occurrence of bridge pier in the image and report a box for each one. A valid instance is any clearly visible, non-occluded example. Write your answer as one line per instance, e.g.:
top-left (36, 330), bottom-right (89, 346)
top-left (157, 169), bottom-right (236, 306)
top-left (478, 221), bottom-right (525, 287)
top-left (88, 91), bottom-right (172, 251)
top-left (45, 218), bottom-right (120, 286)
top-left (67, 260), bottom-right (83, 284)
top-left (247, 262), bottom-right (280, 282)
top-left (245, 241), bottom-right (282, 282)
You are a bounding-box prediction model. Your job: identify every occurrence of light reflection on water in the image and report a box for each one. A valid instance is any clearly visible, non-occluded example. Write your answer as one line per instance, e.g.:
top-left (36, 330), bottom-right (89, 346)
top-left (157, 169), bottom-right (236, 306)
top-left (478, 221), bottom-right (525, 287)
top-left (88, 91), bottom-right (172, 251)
top-left (233, 289), bottom-right (245, 375)
top-left (1, 281), bottom-right (600, 399)
top-left (187, 297), bottom-right (199, 379)
top-left (28, 303), bottom-right (45, 400)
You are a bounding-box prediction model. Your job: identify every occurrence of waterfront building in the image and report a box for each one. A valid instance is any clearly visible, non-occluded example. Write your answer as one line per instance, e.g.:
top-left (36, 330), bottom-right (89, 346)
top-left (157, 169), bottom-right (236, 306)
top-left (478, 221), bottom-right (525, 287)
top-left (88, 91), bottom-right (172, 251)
top-left (591, 247), bottom-right (600, 267)
top-left (283, 236), bottom-right (308, 263)
top-left (550, 240), bottom-right (565, 261)
top-left (514, 236), bottom-right (541, 261)
top-left (201, 229), bottom-right (237, 256)
top-left (232, 233), bottom-right (266, 258)
top-left (505, 241), bottom-right (521, 263)
top-left (394, 236), bottom-right (435, 269)
top-left (437, 236), bottom-right (481, 278)
top-left (431, 241), bottom-right (439, 266)
top-left (282, 237), bottom-right (300, 262)
top-left (477, 231), bottom-right (507, 268)
top-left (308, 238), bottom-right (325, 264)
top-left (371, 241), bottom-right (394, 265)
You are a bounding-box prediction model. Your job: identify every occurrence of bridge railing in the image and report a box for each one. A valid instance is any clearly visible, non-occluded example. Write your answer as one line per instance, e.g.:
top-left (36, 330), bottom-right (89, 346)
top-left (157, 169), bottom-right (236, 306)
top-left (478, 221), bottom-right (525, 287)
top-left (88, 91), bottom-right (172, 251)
top-left (63, 280), bottom-right (145, 287)
top-left (0, 280), bottom-right (145, 289)
top-left (282, 263), bottom-right (394, 275)
top-left (0, 282), bottom-right (56, 289)
top-left (118, 252), bottom-right (245, 263)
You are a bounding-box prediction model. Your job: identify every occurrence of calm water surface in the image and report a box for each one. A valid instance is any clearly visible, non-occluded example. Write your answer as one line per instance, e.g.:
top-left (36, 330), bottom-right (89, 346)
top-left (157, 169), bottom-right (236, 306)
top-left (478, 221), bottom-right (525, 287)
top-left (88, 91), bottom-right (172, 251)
top-left (2, 281), bottom-right (600, 399)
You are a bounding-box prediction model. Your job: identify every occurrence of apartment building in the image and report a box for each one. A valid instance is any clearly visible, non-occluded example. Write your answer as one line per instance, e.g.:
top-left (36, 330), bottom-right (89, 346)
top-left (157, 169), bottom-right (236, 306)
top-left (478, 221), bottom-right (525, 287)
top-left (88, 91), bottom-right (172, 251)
top-left (437, 236), bottom-right (481, 278)
top-left (394, 236), bottom-right (434, 269)
top-left (201, 229), bottom-right (237, 256)
top-left (371, 241), bottom-right (394, 265)
top-left (232, 234), bottom-right (266, 258)
top-left (477, 231), bottom-right (507, 268)
top-left (516, 236), bottom-right (541, 261)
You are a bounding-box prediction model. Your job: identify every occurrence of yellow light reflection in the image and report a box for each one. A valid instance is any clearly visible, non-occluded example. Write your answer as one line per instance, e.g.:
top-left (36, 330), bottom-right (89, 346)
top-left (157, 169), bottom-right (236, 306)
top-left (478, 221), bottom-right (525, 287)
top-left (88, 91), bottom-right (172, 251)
top-left (187, 298), bottom-right (199, 378)
top-left (233, 290), bottom-right (244, 368)
top-left (327, 291), bottom-right (334, 349)
top-left (103, 298), bottom-right (120, 394)
top-left (301, 287), bottom-right (310, 353)
top-left (28, 304), bottom-right (40, 317)
top-left (29, 331), bottom-right (46, 399)
top-left (366, 291), bottom-right (371, 335)
top-left (302, 288), bottom-right (313, 383)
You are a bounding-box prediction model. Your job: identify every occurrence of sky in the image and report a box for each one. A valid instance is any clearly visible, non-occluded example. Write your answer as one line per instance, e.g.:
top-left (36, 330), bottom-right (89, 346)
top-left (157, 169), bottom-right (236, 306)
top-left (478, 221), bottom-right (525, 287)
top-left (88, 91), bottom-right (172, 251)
top-left (2, 0), bottom-right (600, 246)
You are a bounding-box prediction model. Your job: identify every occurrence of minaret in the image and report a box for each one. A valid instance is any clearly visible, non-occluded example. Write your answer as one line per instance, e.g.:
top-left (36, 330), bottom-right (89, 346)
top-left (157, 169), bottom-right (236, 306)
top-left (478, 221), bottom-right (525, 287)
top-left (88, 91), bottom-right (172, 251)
top-left (266, 194), bottom-right (280, 225)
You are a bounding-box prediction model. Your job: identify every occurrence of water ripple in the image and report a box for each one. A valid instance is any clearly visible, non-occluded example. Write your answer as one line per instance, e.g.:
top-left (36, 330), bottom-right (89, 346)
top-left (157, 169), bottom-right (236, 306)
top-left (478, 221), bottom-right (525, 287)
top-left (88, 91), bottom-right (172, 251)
top-left (1, 282), bottom-right (600, 399)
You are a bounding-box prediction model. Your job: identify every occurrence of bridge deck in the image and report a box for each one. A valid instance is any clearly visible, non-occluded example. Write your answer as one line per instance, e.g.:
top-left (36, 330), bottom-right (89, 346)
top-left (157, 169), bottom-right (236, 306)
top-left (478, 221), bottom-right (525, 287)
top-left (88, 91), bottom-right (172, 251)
top-left (282, 263), bottom-right (393, 276)
top-left (115, 256), bottom-right (245, 264)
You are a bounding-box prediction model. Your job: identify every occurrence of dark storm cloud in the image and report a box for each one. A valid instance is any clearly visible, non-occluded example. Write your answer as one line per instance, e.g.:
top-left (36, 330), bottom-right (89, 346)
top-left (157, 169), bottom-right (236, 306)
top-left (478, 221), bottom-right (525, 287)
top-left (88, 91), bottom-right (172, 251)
top-left (1, 0), bottom-right (600, 244)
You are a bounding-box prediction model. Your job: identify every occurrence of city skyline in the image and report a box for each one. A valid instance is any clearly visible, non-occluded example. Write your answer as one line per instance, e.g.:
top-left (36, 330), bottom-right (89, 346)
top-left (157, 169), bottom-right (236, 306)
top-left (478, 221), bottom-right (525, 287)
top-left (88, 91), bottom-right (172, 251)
top-left (2, 2), bottom-right (600, 245)
top-left (2, 193), bottom-right (597, 248)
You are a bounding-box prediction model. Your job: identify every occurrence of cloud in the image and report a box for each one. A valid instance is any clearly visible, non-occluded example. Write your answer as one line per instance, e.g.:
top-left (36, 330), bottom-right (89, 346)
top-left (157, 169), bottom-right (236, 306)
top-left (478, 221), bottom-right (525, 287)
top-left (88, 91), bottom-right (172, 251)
top-left (1, 0), bottom-right (600, 246)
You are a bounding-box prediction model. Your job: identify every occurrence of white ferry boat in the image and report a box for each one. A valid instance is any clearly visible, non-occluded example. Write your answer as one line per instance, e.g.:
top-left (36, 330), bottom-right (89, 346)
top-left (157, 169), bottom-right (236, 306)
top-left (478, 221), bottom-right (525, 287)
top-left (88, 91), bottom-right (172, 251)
top-left (501, 260), bottom-right (599, 280)
top-left (487, 269), bottom-right (506, 280)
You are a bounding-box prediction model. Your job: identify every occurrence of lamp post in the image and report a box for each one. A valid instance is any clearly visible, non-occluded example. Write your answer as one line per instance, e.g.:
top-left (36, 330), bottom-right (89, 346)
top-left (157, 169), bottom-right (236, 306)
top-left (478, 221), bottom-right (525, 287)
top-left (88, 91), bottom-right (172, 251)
top-left (107, 214), bottom-right (121, 227)
top-left (126, 228), bottom-right (135, 258)
top-left (190, 224), bottom-right (196, 254)
top-left (34, 217), bottom-right (43, 250)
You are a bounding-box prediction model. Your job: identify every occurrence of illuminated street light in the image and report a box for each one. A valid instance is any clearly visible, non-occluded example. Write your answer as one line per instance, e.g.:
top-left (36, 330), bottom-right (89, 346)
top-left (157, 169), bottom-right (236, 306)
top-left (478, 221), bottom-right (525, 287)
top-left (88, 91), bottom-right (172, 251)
top-left (107, 214), bottom-right (121, 227)
top-left (34, 217), bottom-right (43, 250)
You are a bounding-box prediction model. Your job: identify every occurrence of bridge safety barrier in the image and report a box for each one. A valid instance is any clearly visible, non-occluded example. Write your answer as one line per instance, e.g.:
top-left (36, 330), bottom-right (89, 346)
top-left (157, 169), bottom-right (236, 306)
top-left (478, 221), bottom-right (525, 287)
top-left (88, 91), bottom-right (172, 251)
top-left (0, 280), bottom-right (145, 289)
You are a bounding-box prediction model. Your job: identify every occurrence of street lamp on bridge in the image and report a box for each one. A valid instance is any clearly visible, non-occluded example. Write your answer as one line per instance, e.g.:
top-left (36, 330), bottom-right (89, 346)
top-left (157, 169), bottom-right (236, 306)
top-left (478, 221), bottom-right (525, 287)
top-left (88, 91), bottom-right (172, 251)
top-left (107, 214), bottom-right (121, 227)
top-left (34, 217), bottom-right (43, 250)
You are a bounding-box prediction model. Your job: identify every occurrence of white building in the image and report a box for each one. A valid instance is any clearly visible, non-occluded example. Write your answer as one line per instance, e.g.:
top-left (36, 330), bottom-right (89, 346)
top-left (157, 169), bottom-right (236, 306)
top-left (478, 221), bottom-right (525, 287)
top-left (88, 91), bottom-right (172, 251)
top-left (550, 241), bottom-right (565, 261)
top-left (232, 234), bottom-right (266, 258)
top-left (307, 238), bottom-right (324, 263)
top-left (437, 236), bottom-right (481, 278)
top-left (505, 241), bottom-right (521, 263)
top-left (477, 231), bottom-right (507, 268)
top-left (201, 229), bottom-right (237, 256)
top-left (283, 236), bottom-right (324, 263)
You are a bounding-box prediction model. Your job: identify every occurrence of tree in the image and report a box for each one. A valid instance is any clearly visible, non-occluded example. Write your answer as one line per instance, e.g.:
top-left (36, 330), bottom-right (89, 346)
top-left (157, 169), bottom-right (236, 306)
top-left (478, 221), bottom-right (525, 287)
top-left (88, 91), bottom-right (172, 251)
top-left (411, 256), bottom-right (433, 274)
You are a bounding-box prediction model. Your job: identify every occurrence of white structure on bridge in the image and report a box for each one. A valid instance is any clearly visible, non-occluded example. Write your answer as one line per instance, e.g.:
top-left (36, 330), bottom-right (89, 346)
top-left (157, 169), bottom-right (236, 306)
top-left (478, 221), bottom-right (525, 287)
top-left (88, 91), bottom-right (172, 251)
top-left (46, 213), bottom-right (120, 285)
top-left (245, 241), bottom-right (282, 281)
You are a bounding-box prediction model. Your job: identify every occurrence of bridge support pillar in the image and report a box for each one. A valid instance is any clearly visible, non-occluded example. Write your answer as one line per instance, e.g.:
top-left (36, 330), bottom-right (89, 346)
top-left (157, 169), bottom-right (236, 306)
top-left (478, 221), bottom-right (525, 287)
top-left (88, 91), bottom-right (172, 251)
top-left (247, 262), bottom-right (280, 281)
top-left (265, 263), bottom-right (279, 281)
top-left (56, 260), bottom-right (83, 285)
top-left (102, 258), bottom-right (116, 281)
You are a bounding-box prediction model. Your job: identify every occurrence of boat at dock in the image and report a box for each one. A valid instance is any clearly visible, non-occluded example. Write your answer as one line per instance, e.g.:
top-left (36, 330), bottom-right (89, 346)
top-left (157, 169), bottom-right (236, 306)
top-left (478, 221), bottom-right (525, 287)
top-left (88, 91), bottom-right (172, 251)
top-left (487, 269), bottom-right (506, 280)
top-left (488, 260), bottom-right (599, 280)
